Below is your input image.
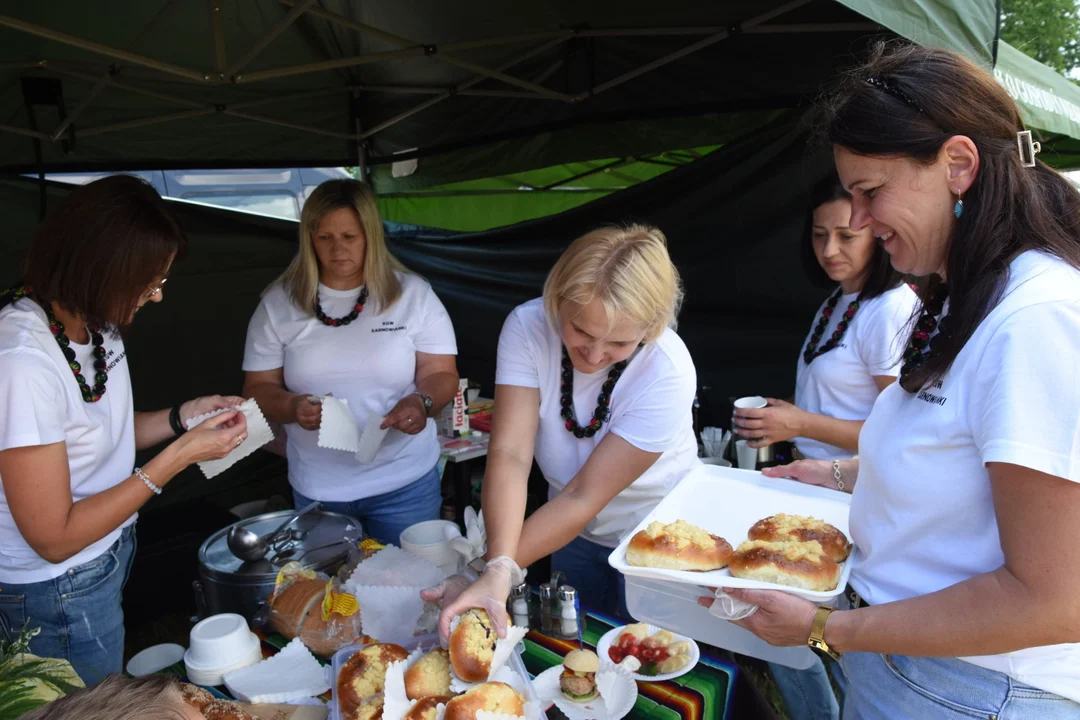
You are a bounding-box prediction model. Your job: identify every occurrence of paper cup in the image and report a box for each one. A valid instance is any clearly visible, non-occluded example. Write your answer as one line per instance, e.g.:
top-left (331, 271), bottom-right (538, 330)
top-left (733, 396), bottom-right (768, 411)
top-left (736, 440), bottom-right (759, 470)
top-left (126, 643), bottom-right (185, 677)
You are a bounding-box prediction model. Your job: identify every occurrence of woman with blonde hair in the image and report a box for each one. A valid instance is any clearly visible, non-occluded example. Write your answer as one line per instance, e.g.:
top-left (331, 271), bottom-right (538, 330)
top-left (243, 180), bottom-right (459, 544)
top-left (425, 224), bottom-right (699, 636)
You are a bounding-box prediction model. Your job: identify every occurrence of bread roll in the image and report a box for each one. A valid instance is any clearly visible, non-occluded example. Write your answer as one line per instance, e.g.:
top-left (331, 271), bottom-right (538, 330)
top-left (728, 540), bottom-right (841, 591)
top-left (443, 682), bottom-right (526, 720)
top-left (179, 683), bottom-right (215, 712)
top-left (403, 695), bottom-right (454, 720)
top-left (269, 578), bottom-right (360, 656)
top-left (404, 648), bottom-right (452, 700)
top-left (337, 644), bottom-right (410, 719)
top-left (626, 520), bottom-right (732, 571)
top-left (201, 700), bottom-right (257, 720)
top-left (449, 609), bottom-right (506, 682)
top-left (352, 694), bottom-right (385, 720)
top-left (747, 514), bottom-right (850, 562)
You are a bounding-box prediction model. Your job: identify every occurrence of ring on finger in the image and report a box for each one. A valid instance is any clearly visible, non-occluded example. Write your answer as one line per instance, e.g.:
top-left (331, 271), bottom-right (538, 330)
top-left (236, 436), bottom-right (245, 447)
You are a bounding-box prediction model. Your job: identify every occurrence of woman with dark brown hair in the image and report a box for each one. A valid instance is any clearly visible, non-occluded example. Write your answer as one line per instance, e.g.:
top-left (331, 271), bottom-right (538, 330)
top-left (0, 176), bottom-right (248, 686)
top-left (703, 43), bottom-right (1080, 718)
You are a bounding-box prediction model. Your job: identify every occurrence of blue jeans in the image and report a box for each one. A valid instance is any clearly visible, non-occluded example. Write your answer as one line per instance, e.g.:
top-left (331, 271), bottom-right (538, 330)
top-left (551, 535), bottom-right (630, 621)
top-left (769, 655), bottom-right (846, 720)
top-left (0, 524), bottom-right (136, 686)
top-left (292, 465), bottom-right (442, 545)
top-left (840, 651), bottom-right (1080, 719)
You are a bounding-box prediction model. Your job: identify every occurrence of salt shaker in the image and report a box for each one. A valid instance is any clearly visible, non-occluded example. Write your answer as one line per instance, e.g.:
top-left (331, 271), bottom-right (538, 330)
top-left (510, 582), bottom-right (530, 628)
top-left (557, 585), bottom-right (580, 638)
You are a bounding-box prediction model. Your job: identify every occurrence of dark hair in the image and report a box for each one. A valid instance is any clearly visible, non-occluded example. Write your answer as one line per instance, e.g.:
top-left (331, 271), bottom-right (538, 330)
top-left (20, 674), bottom-right (189, 720)
top-left (23, 175), bottom-right (187, 331)
top-left (821, 41), bottom-right (1080, 390)
top-left (800, 173), bottom-right (902, 301)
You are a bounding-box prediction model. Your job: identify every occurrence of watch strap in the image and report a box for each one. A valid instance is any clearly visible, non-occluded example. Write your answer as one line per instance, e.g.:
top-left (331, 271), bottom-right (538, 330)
top-left (808, 605), bottom-right (841, 660)
top-left (412, 391), bottom-right (434, 416)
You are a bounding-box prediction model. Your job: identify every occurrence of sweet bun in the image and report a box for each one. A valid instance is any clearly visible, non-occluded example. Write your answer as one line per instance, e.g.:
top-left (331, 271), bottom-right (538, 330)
top-left (179, 683), bottom-right (215, 712)
top-left (563, 649), bottom-right (599, 673)
top-left (404, 648), bottom-right (452, 700)
top-left (337, 643), bottom-right (410, 719)
top-left (403, 695), bottom-right (454, 720)
top-left (201, 700), bottom-right (257, 720)
top-left (747, 514), bottom-right (850, 562)
top-left (626, 520), bottom-right (732, 571)
top-left (352, 694), bottom-right (385, 720)
top-left (444, 682), bottom-right (526, 720)
top-left (449, 609), bottom-right (506, 682)
top-left (728, 540), bottom-right (841, 592)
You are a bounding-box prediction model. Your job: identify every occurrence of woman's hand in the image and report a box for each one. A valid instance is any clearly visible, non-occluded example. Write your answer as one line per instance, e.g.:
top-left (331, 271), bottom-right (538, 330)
top-left (179, 395), bottom-right (245, 429)
top-left (382, 394), bottom-right (427, 435)
top-left (291, 394), bottom-right (323, 431)
top-left (174, 411), bottom-right (249, 465)
top-left (697, 587), bottom-right (819, 647)
top-left (761, 459), bottom-right (843, 491)
top-left (422, 558), bottom-right (517, 640)
top-left (732, 398), bottom-right (806, 448)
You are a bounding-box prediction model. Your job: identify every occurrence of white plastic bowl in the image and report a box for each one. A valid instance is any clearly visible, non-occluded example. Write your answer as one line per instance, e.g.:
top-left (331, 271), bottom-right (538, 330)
top-left (126, 643), bottom-right (185, 677)
top-left (184, 614), bottom-right (262, 686)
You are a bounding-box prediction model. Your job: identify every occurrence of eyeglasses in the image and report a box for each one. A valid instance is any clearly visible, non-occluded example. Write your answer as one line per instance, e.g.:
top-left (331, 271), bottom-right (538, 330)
top-left (143, 277), bottom-right (168, 300)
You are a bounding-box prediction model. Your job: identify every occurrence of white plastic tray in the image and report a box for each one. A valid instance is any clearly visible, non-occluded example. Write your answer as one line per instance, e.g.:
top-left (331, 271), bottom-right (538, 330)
top-left (330, 638), bottom-right (546, 720)
top-left (608, 465), bottom-right (852, 601)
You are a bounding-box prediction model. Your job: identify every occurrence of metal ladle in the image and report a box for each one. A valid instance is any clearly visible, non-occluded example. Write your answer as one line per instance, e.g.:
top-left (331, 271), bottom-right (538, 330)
top-left (226, 501), bottom-right (320, 562)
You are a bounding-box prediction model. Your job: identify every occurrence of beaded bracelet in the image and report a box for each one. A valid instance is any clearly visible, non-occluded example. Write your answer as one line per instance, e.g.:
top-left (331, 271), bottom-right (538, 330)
top-left (134, 467), bottom-right (162, 495)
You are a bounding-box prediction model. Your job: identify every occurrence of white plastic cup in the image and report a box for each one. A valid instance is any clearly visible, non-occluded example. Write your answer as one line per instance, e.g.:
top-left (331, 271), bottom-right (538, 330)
top-left (186, 614), bottom-right (257, 668)
top-left (126, 643), bottom-right (185, 676)
top-left (736, 440), bottom-right (759, 470)
top-left (400, 520), bottom-right (463, 573)
top-left (733, 396), bottom-right (768, 412)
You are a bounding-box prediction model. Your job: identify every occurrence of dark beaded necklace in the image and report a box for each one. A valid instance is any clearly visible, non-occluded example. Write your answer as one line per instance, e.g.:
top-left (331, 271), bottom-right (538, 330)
top-left (0, 284), bottom-right (108, 403)
top-left (803, 288), bottom-right (861, 365)
top-left (899, 284), bottom-right (950, 393)
top-left (559, 346), bottom-right (629, 438)
top-left (315, 286), bottom-right (368, 327)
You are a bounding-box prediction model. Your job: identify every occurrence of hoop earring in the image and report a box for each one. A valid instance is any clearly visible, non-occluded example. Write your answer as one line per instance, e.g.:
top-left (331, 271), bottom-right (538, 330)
top-left (954, 191), bottom-right (964, 219)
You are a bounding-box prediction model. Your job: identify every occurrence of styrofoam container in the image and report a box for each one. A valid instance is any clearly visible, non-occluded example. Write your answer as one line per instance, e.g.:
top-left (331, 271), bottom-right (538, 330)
top-left (609, 465), bottom-right (852, 602)
top-left (330, 638), bottom-right (546, 720)
top-left (126, 643), bottom-right (186, 677)
top-left (184, 613), bottom-right (263, 686)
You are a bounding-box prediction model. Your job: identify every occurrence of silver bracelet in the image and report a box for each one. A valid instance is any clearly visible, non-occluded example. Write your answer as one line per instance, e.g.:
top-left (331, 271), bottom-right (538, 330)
top-left (832, 461), bottom-right (846, 493)
top-left (134, 467), bottom-right (162, 495)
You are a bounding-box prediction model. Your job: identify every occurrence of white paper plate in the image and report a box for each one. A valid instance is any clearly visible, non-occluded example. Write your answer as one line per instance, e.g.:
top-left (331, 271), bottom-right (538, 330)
top-left (595, 626), bottom-right (699, 682)
top-left (532, 665), bottom-right (637, 720)
top-left (608, 466), bottom-right (852, 601)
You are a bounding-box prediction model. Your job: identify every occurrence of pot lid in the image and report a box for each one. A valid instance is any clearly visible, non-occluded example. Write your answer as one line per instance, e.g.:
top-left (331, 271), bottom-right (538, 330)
top-left (199, 509), bottom-right (361, 580)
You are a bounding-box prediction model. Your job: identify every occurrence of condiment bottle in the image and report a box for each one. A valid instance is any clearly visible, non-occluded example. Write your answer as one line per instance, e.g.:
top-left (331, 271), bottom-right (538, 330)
top-left (539, 582), bottom-right (556, 634)
top-left (510, 582), bottom-right (530, 628)
top-left (557, 585), bottom-right (579, 639)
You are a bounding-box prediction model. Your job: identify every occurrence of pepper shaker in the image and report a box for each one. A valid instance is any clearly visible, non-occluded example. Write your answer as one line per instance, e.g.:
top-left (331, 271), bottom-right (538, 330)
top-left (539, 582), bottom-right (556, 634)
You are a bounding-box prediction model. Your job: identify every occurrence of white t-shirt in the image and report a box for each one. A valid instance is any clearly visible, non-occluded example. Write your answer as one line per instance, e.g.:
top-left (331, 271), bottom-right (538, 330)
top-left (0, 298), bottom-right (136, 583)
top-left (495, 299), bottom-right (700, 548)
top-left (851, 250), bottom-right (1080, 702)
top-left (243, 272), bottom-right (458, 502)
top-left (794, 284), bottom-right (918, 460)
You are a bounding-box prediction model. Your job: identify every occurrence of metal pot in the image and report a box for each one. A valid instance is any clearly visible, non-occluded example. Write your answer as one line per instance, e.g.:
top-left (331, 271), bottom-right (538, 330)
top-left (194, 509), bottom-right (360, 622)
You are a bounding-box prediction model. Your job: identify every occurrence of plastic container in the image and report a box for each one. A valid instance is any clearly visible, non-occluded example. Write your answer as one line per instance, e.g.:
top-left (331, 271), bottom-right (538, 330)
top-left (400, 519), bottom-right (465, 576)
top-left (126, 643), bottom-right (186, 677)
top-left (609, 465), bottom-right (853, 602)
top-left (184, 613), bottom-right (263, 686)
top-left (330, 638), bottom-right (546, 720)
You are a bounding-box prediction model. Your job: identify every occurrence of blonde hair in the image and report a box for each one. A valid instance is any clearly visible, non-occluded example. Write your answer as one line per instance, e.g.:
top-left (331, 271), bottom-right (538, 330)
top-left (543, 224), bottom-right (683, 343)
top-left (273, 179), bottom-right (408, 313)
top-left (21, 674), bottom-right (189, 720)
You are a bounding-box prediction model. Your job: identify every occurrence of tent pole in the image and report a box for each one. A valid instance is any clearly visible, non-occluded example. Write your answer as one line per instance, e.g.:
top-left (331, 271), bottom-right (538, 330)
top-left (537, 158), bottom-right (634, 190)
top-left (209, 0), bottom-right (227, 77)
top-left (362, 36), bottom-right (568, 139)
top-left (585, 0), bottom-right (813, 98)
top-left (746, 22), bottom-right (880, 34)
top-left (235, 47), bottom-right (428, 83)
top-left (223, 0), bottom-right (317, 81)
top-left (50, 68), bottom-right (113, 141)
top-left (353, 89), bottom-right (367, 182)
top-left (224, 110), bottom-right (356, 140)
top-left (436, 56), bottom-right (572, 101)
top-left (79, 108), bottom-right (217, 137)
top-left (47, 64), bottom-right (205, 107)
top-left (0, 124), bottom-right (49, 141)
top-left (0, 15), bottom-right (208, 83)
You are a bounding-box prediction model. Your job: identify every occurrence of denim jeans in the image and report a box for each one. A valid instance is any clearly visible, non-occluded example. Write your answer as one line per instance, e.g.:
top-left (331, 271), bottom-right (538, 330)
top-left (0, 523), bottom-right (136, 686)
top-left (292, 465), bottom-right (442, 545)
top-left (769, 655), bottom-right (846, 720)
top-left (551, 535), bottom-right (630, 621)
top-left (840, 651), bottom-right (1080, 719)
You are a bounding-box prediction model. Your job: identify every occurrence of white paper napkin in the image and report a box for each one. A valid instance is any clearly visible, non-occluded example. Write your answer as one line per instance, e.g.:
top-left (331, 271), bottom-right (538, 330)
top-left (317, 396), bottom-right (361, 453)
top-left (354, 585), bottom-right (428, 646)
top-left (185, 398), bottom-right (275, 479)
top-left (532, 662), bottom-right (638, 720)
top-left (344, 546), bottom-right (446, 591)
top-left (223, 637), bottom-right (329, 703)
top-left (383, 645), bottom-right (449, 720)
top-left (354, 414), bottom-right (391, 463)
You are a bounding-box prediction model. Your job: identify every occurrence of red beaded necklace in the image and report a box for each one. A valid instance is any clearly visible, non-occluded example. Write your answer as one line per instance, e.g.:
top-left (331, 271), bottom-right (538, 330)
top-left (898, 284), bottom-right (949, 393)
top-left (803, 288), bottom-right (861, 365)
top-left (315, 286), bottom-right (368, 327)
top-left (559, 346), bottom-right (629, 438)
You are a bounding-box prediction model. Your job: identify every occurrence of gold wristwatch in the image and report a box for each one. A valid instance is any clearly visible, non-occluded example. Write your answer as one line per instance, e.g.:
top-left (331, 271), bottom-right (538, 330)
top-left (807, 605), bottom-right (841, 660)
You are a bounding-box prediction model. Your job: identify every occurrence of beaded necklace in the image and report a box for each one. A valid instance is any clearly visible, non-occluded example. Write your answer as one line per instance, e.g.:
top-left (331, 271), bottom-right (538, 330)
top-left (559, 346), bottom-right (629, 438)
top-left (803, 288), bottom-right (861, 364)
top-left (898, 284), bottom-right (950, 393)
top-left (315, 286), bottom-right (369, 327)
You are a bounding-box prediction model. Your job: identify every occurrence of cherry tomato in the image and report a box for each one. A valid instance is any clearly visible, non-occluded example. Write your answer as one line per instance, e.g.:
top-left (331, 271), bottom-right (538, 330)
top-left (641, 647), bottom-right (658, 661)
top-left (655, 648), bottom-right (670, 662)
top-left (608, 647), bottom-right (624, 663)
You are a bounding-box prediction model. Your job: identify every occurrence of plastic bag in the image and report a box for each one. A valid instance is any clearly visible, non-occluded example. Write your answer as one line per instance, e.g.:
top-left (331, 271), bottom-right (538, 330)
top-left (261, 562), bottom-right (364, 658)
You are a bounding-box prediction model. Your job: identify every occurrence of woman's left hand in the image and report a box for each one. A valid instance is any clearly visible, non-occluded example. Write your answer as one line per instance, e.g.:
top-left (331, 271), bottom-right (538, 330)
top-left (731, 398), bottom-right (806, 449)
top-left (382, 394), bottom-right (427, 434)
top-left (698, 587), bottom-right (819, 647)
top-left (179, 395), bottom-right (246, 429)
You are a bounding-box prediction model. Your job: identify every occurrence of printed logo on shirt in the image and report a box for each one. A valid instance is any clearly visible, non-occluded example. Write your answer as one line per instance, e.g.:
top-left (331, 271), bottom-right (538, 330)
top-left (372, 320), bottom-right (406, 334)
top-left (916, 379), bottom-right (947, 407)
top-left (105, 348), bottom-right (127, 373)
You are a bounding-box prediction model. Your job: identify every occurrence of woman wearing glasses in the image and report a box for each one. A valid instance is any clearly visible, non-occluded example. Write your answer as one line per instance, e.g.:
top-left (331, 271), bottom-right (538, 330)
top-left (0, 176), bottom-right (248, 685)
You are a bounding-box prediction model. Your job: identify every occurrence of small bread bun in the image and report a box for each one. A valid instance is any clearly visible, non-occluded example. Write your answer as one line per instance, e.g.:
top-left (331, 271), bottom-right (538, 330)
top-left (201, 700), bottom-right (257, 720)
top-left (403, 695), bottom-right (454, 720)
top-left (449, 609), bottom-right (506, 682)
top-left (405, 648), bottom-right (452, 701)
top-left (353, 694), bottom-right (385, 720)
top-left (747, 514), bottom-right (850, 562)
top-left (179, 683), bottom-right (215, 712)
top-left (728, 540), bottom-right (841, 592)
top-left (563, 649), bottom-right (599, 673)
top-left (444, 682), bottom-right (525, 720)
top-left (626, 520), bottom-right (732, 571)
top-left (337, 644), bottom-right (410, 719)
